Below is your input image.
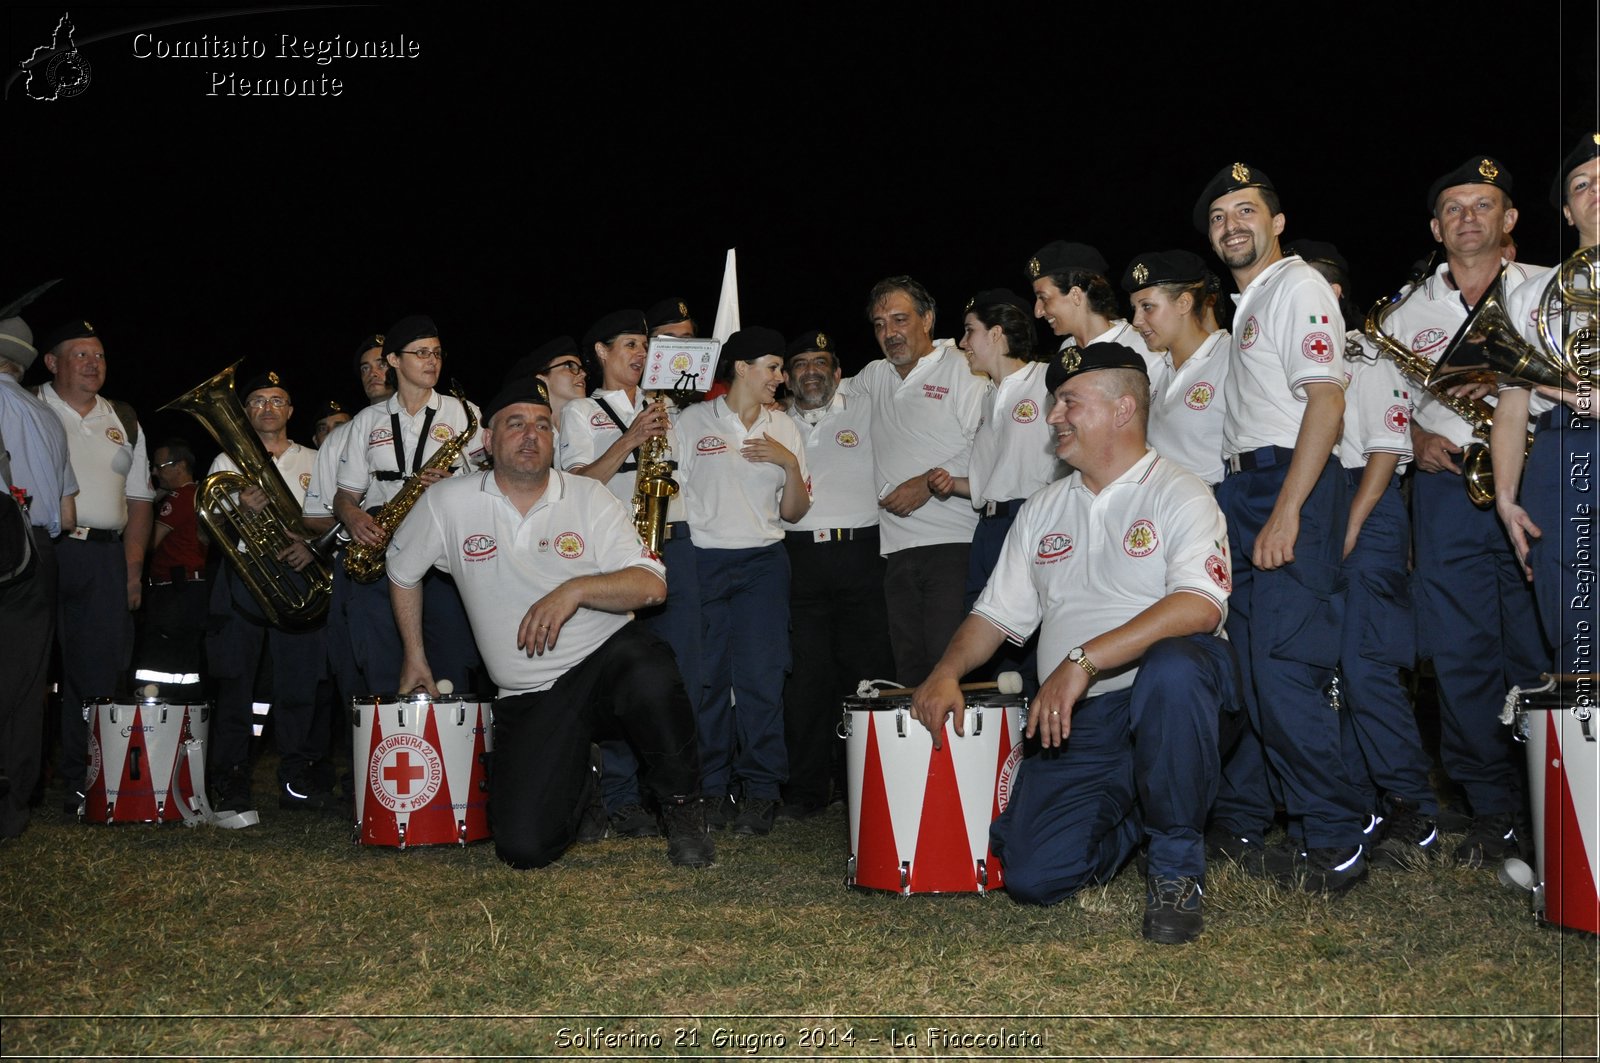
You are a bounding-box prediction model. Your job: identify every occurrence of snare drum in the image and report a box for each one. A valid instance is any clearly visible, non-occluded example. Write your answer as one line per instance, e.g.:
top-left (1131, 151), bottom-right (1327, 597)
top-left (82, 698), bottom-right (211, 823)
top-left (351, 694), bottom-right (493, 848)
top-left (841, 693), bottom-right (1027, 894)
top-left (1514, 677), bottom-right (1599, 934)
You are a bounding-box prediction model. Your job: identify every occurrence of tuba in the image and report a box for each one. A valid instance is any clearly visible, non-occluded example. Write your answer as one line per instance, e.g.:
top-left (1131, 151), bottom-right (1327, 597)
top-left (161, 361), bottom-right (332, 630)
top-left (632, 392), bottom-right (679, 556)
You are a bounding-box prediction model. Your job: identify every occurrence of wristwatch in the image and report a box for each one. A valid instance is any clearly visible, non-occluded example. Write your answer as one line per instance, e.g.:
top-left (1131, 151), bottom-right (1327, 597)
top-left (1067, 646), bottom-right (1097, 680)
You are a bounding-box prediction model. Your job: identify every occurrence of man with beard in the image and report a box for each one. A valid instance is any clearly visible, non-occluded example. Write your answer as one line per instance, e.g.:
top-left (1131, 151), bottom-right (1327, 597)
top-left (778, 330), bottom-right (893, 818)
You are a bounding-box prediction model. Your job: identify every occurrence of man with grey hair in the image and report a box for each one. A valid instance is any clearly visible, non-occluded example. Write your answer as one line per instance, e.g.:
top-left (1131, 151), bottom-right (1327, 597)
top-left (0, 317), bottom-right (77, 837)
top-left (842, 276), bottom-right (988, 686)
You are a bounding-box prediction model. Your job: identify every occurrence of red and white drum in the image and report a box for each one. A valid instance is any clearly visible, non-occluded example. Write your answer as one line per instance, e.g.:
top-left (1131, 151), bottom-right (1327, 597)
top-left (82, 698), bottom-right (211, 823)
top-left (1515, 678), bottom-right (1599, 934)
top-left (841, 692), bottom-right (1027, 894)
top-left (351, 694), bottom-right (492, 848)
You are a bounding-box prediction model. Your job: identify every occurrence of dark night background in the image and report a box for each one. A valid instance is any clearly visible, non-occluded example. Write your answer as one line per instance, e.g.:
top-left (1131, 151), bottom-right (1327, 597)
top-left (3, 1), bottom-right (1596, 464)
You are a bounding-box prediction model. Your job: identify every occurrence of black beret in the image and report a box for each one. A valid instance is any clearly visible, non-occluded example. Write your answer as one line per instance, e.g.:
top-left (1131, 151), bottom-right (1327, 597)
top-left (382, 315), bottom-right (438, 356)
top-left (786, 329), bottom-right (836, 358)
top-left (1426, 155), bottom-right (1513, 213)
top-left (38, 318), bottom-right (99, 354)
top-left (352, 333), bottom-right (384, 368)
top-left (1121, 250), bottom-right (1209, 293)
top-left (1025, 241), bottom-right (1108, 282)
top-left (239, 370), bottom-right (289, 401)
top-left (646, 297), bottom-right (693, 331)
top-left (315, 400), bottom-right (347, 419)
top-left (520, 335), bottom-right (581, 378)
top-left (1044, 341), bottom-right (1149, 393)
top-left (481, 375), bottom-right (551, 425)
top-left (581, 309), bottom-right (648, 352)
top-left (1552, 132), bottom-right (1600, 207)
top-left (1283, 240), bottom-right (1350, 283)
top-left (1192, 161), bottom-right (1276, 232)
top-left (964, 288), bottom-right (1032, 316)
top-left (721, 326), bottom-right (787, 363)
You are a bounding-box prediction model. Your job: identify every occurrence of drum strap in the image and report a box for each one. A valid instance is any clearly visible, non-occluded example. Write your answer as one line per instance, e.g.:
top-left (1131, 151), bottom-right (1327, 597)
top-left (174, 740), bottom-right (260, 830)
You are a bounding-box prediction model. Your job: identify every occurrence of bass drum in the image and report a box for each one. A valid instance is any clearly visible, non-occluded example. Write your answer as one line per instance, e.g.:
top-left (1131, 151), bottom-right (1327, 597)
top-left (351, 694), bottom-right (493, 849)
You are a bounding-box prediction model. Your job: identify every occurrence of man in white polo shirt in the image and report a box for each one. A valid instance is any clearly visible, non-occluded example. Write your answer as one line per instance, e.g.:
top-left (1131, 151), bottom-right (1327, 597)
top-left (387, 375), bottom-right (713, 870)
top-left (843, 275), bottom-right (988, 687)
top-left (912, 342), bottom-right (1237, 944)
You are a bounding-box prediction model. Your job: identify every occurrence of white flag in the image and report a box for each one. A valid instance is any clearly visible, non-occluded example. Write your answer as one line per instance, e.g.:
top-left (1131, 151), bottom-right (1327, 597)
top-left (712, 248), bottom-right (740, 343)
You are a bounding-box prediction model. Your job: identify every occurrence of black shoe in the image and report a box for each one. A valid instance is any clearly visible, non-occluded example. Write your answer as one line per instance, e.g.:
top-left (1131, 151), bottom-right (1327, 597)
top-left (1205, 826), bottom-right (1265, 863)
top-left (1360, 809), bottom-right (1387, 842)
top-left (609, 803), bottom-right (662, 838)
top-left (706, 795), bottom-right (736, 832)
top-left (208, 764), bottom-right (252, 814)
top-left (278, 779), bottom-right (337, 812)
top-left (775, 800), bottom-right (825, 822)
top-left (1452, 811), bottom-right (1524, 867)
top-left (1142, 874), bottom-right (1204, 944)
top-left (1295, 845), bottom-right (1369, 893)
top-left (1370, 800), bottom-right (1440, 870)
top-left (729, 797), bottom-right (777, 836)
top-left (662, 800), bottom-right (716, 868)
top-left (62, 789), bottom-right (85, 817)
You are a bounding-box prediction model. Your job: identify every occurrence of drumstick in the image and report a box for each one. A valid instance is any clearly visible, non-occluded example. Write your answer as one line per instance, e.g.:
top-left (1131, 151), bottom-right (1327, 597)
top-left (866, 670), bottom-right (1023, 700)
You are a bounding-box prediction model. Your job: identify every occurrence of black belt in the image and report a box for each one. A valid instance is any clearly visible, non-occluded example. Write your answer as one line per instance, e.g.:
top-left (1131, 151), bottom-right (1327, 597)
top-left (66, 527), bottom-right (122, 543)
top-left (1340, 466), bottom-right (1403, 491)
top-left (1224, 445), bottom-right (1296, 476)
top-left (1534, 407), bottom-right (1594, 432)
top-left (663, 521), bottom-right (689, 542)
top-left (785, 526), bottom-right (878, 544)
top-left (979, 498), bottom-right (1024, 521)
top-left (150, 569), bottom-right (206, 586)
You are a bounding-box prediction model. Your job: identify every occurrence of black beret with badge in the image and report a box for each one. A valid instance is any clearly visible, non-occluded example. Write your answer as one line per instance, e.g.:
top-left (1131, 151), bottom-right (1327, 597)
top-left (1025, 241), bottom-right (1109, 282)
top-left (786, 329), bottom-right (834, 358)
top-left (1552, 131), bottom-right (1600, 207)
top-left (1044, 341), bottom-right (1149, 393)
top-left (721, 326), bottom-right (787, 363)
top-left (481, 374), bottom-right (552, 426)
top-left (964, 288), bottom-right (1032, 316)
top-left (1192, 161), bottom-right (1275, 232)
top-left (352, 333), bottom-right (385, 369)
top-left (581, 309), bottom-right (648, 352)
top-left (239, 370), bottom-right (289, 402)
top-left (1120, 250), bottom-right (1209, 293)
top-left (1425, 155), bottom-right (1513, 213)
top-left (382, 315), bottom-right (439, 356)
top-left (37, 318), bottom-right (99, 355)
top-left (316, 400), bottom-right (346, 419)
top-left (646, 297), bottom-right (694, 331)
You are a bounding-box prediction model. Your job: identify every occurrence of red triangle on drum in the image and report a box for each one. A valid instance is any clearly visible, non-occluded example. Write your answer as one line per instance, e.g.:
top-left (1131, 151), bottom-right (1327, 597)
top-left (115, 705), bottom-right (159, 822)
top-left (362, 702), bottom-right (399, 847)
top-left (1544, 713), bottom-right (1600, 934)
top-left (464, 705), bottom-right (491, 840)
top-left (910, 737), bottom-right (975, 892)
top-left (854, 713), bottom-right (903, 891)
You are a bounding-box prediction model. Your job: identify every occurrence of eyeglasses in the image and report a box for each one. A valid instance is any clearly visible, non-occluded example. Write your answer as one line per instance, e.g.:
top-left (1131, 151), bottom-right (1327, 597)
top-left (154, 458), bottom-right (182, 470)
top-left (545, 360), bottom-right (585, 376)
top-left (246, 396), bottom-right (289, 410)
top-left (401, 346), bottom-right (445, 361)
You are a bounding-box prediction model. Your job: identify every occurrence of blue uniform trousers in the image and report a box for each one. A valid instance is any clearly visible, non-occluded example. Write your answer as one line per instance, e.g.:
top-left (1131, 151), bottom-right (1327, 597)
top-left (991, 635), bottom-right (1237, 903)
top-left (696, 542), bottom-right (790, 801)
top-left (1411, 466), bottom-right (1547, 817)
top-left (1337, 471), bottom-right (1436, 814)
top-left (1213, 454), bottom-right (1367, 850)
top-left (55, 537), bottom-right (132, 792)
top-left (1522, 409), bottom-right (1597, 677)
top-left (345, 568), bottom-right (478, 696)
top-left (599, 529), bottom-right (701, 813)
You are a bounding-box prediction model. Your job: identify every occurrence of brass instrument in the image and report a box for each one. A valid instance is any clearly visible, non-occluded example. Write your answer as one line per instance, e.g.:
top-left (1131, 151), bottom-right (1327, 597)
top-left (161, 361), bottom-right (332, 630)
top-left (343, 381), bottom-right (477, 583)
top-left (1536, 245), bottom-right (1599, 382)
top-left (632, 392), bottom-right (679, 556)
top-left (1429, 266), bottom-right (1567, 394)
top-left (1363, 278), bottom-right (1504, 509)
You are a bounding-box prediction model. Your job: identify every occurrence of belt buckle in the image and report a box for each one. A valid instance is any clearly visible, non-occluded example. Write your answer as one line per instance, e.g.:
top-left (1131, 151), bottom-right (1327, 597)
top-left (812, 529), bottom-right (830, 544)
top-left (67, 526), bottom-right (90, 541)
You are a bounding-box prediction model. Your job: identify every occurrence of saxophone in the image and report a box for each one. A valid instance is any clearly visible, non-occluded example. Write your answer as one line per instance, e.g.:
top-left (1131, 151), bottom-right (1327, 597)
top-left (344, 383), bottom-right (478, 583)
top-left (632, 392), bottom-right (679, 556)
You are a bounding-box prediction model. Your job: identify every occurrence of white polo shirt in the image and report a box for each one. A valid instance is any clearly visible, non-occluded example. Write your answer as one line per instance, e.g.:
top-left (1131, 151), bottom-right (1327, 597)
top-left (1338, 336), bottom-right (1414, 472)
top-left (39, 383), bottom-right (154, 532)
top-left (973, 448), bottom-right (1230, 696)
top-left (786, 393), bottom-right (879, 533)
top-left (1505, 264), bottom-right (1570, 420)
top-left (675, 397), bottom-right (809, 550)
top-left (968, 360), bottom-right (1060, 506)
top-left (337, 390), bottom-right (485, 506)
top-left (1146, 329), bottom-right (1230, 485)
top-left (210, 441), bottom-right (318, 506)
top-left (558, 388), bottom-right (688, 523)
top-left (1384, 259), bottom-right (1547, 447)
top-left (303, 419), bottom-right (354, 519)
top-left (1222, 255), bottom-right (1347, 457)
top-left (840, 340), bottom-right (988, 555)
top-left (387, 469), bottom-right (664, 697)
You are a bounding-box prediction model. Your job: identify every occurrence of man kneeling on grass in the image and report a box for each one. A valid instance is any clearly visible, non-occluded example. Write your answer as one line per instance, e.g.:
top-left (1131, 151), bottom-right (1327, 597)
top-left (387, 375), bottom-right (714, 869)
top-left (911, 343), bottom-right (1240, 943)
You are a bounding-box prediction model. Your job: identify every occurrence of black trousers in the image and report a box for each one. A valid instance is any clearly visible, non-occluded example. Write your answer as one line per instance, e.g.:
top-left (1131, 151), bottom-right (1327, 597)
top-left (489, 621), bottom-right (701, 869)
top-left (1, 529), bottom-right (56, 837)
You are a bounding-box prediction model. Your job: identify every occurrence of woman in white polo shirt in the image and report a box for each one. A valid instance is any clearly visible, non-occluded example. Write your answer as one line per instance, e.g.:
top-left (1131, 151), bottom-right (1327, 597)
top-left (675, 327), bottom-right (810, 836)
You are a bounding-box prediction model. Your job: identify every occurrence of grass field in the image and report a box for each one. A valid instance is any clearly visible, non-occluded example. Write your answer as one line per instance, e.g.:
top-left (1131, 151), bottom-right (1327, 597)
top-left (2, 758), bottom-right (1597, 1061)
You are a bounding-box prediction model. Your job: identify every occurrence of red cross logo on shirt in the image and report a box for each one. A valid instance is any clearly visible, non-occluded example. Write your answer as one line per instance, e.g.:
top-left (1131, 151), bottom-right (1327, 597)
top-left (383, 751), bottom-right (426, 795)
top-left (1302, 331), bottom-right (1334, 364)
top-left (1385, 404), bottom-right (1410, 433)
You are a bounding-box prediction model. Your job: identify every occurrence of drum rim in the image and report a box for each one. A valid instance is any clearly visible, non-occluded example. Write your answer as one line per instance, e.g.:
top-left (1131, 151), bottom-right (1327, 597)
top-left (85, 696), bottom-right (211, 708)
top-left (350, 692), bottom-right (496, 705)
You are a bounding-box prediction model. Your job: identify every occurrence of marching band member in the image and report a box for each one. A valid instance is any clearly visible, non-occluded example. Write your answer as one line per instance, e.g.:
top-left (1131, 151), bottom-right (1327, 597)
top-left (1027, 241), bottom-right (1158, 369)
top-left (779, 329), bottom-right (893, 819)
top-left (560, 310), bottom-right (699, 839)
top-left (912, 342), bottom-right (1237, 944)
top-left (525, 336), bottom-right (588, 421)
top-left (675, 327), bottom-right (811, 835)
top-left (1196, 162), bottom-right (1367, 892)
top-left (332, 316), bottom-right (485, 697)
top-left (312, 401), bottom-right (351, 447)
top-left (1494, 133), bottom-right (1599, 683)
top-left (1122, 250), bottom-right (1230, 486)
top-left (388, 375), bottom-right (715, 870)
top-left (1383, 156), bottom-right (1548, 867)
top-left (134, 438), bottom-right (208, 695)
top-left (646, 297), bottom-right (698, 340)
top-left (203, 371), bottom-right (330, 811)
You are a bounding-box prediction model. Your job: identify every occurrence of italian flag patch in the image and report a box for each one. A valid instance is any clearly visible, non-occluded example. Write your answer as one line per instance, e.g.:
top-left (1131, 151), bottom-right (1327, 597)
top-left (1308, 314), bottom-right (1329, 324)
